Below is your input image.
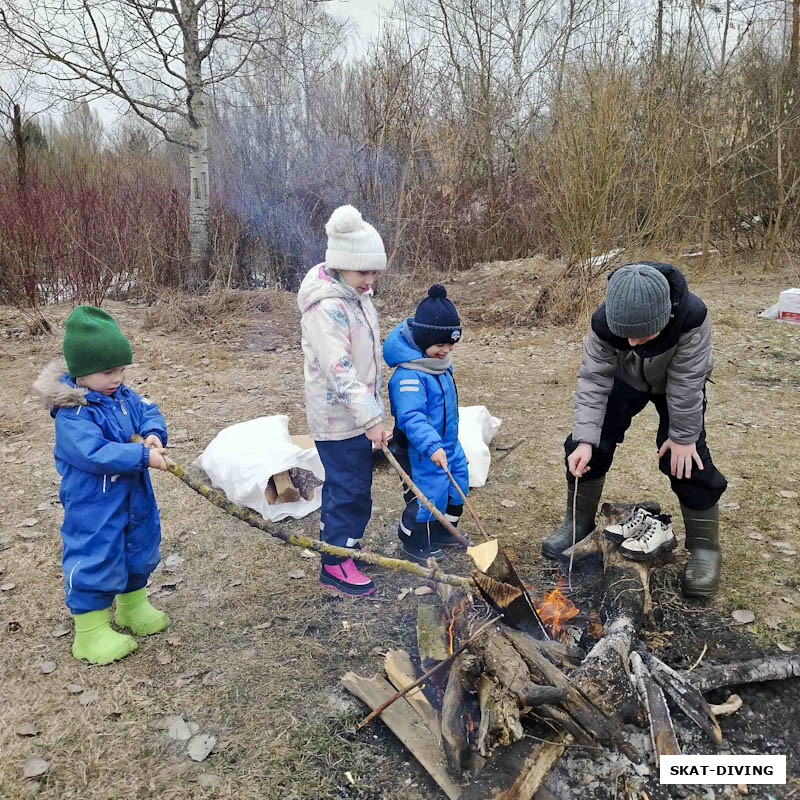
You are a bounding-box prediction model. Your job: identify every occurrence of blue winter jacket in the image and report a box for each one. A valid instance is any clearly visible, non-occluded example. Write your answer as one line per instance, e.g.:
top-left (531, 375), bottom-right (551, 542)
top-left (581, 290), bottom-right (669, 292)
top-left (383, 322), bottom-right (468, 520)
top-left (34, 360), bottom-right (167, 613)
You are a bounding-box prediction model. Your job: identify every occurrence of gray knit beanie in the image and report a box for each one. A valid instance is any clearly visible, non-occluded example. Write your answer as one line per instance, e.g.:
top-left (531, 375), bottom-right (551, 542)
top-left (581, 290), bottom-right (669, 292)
top-left (605, 264), bottom-right (671, 338)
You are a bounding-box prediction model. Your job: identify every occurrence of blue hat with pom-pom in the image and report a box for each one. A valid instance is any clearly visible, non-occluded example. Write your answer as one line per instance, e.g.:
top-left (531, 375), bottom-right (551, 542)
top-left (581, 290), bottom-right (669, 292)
top-left (408, 284), bottom-right (462, 353)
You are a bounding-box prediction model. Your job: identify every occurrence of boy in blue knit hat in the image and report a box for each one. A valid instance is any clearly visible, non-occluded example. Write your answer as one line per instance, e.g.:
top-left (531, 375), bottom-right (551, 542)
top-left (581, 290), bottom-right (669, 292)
top-left (383, 285), bottom-right (469, 565)
top-left (33, 306), bottom-right (171, 664)
top-left (541, 263), bottom-right (727, 597)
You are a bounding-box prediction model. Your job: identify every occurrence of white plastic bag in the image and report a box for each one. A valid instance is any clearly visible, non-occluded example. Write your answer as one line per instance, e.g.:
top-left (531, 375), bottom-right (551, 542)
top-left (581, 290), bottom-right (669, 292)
top-left (195, 416), bottom-right (324, 522)
top-left (458, 406), bottom-right (503, 488)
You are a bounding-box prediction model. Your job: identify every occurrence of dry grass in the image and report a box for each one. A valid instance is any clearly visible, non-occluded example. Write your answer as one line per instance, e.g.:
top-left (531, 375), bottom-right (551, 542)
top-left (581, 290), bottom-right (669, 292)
top-left (142, 288), bottom-right (279, 333)
top-left (1, 258), bottom-right (798, 798)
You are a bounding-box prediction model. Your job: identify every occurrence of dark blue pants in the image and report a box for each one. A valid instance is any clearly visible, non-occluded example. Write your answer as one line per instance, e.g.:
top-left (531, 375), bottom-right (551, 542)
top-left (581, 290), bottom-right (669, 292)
top-left (564, 378), bottom-right (727, 511)
top-left (315, 435), bottom-right (373, 565)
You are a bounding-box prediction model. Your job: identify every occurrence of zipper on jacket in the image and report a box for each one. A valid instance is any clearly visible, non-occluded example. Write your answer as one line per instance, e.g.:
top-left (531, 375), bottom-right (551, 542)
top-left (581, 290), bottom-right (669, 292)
top-left (435, 375), bottom-right (447, 437)
top-left (357, 294), bottom-right (382, 401)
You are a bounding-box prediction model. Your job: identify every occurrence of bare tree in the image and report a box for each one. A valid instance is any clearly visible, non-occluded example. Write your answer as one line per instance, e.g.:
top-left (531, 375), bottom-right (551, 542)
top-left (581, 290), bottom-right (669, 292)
top-left (0, 0), bottom-right (279, 287)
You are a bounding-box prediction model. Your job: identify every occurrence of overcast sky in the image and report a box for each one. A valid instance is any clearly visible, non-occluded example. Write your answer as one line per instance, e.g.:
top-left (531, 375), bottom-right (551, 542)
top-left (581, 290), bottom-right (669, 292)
top-left (325, 0), bottom-right (389, 43)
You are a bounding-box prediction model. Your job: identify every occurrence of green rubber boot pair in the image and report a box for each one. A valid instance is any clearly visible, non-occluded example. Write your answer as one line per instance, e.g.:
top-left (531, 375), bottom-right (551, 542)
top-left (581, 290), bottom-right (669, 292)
top-left (681, 503), bottom-right (721, 598)
top-left (72, 589), bottom-right (170, 665)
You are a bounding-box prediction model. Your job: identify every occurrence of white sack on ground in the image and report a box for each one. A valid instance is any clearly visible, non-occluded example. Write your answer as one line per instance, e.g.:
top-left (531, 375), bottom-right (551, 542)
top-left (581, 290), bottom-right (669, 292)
top-left (196, 415), bottom-right (324, 522)
top-left (458, 406), bottom-right (502, 488)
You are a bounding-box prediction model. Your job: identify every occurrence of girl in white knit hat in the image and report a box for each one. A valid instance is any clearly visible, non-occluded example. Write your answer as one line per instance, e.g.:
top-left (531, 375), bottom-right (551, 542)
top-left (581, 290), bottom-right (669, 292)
top-left (297, 205), bottom-right (388, 597)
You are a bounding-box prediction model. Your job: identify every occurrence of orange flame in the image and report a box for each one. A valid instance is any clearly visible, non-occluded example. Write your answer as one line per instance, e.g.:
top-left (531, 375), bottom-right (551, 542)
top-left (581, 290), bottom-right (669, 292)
top-left (534, 575), bottom-right (579, 641)
top-left (447, 596), bottom-right (470, 654)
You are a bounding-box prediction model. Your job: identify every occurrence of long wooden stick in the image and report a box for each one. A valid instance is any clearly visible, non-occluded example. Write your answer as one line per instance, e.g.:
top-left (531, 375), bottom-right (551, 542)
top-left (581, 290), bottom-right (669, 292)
top-left (443, 465), bottom-right (490, 542)
top-left (133, 436), bottom-right (475, 589)
top-left (381, 445), bottom-right (470, 548)
top-left (355, 614), bottom-right (503, 730)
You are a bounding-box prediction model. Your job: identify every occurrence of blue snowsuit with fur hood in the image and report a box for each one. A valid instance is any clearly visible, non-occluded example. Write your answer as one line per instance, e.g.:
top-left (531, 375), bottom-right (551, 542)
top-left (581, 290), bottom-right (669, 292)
top-left (34, 360), bottom-right (167, 614)
top-left (383, 321), bottom-right (468, 522)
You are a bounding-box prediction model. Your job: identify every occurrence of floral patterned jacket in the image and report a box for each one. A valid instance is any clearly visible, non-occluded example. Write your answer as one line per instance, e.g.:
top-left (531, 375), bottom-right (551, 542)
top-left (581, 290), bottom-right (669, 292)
top-left (298, 264), bottom-right (385, 441)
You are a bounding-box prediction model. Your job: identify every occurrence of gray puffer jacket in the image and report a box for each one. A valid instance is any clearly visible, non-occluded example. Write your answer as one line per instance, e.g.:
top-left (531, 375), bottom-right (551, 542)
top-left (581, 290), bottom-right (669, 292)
top-left (573, 262), bottom-right (712, 447)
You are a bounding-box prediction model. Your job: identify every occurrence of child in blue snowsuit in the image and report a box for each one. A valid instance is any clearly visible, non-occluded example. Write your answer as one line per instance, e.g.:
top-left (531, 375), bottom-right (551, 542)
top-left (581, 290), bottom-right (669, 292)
top-left (383, 285), bottom-right (469, 565)
top-left (33, 305), bottom-right (170, 665)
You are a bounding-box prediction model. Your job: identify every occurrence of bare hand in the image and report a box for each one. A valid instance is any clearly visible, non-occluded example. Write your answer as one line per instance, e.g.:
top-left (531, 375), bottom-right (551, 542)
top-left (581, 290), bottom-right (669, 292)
top-left (658, 439), bottom-right (703, 479)
top-left (148, 447), bottom-right (168, 471)
top-left (365, 422), bottom-right (388, 447)
top-left (143, 434), bottom-right (163, 449)
top-left (567, 442), bottom-right (593, 478)
top-left (430, 448), bottom-right (448, 470)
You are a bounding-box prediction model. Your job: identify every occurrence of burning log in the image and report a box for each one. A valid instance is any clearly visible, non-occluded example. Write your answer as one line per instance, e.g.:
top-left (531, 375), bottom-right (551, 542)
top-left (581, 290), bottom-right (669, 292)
top-left (461, 502), bottom-right (655, 798)
top-left (534, 639), bottom-right (585, 669)
top-left (476, 673), bottom-right (524, 755)
top-left (532, 577), bottom-right (580, 641)
top-left (418, 603), bottom-right (451, 670)
top-left (563, 502), bottom-right (663, 722)
top-left (441, 652), bottom-right (479, 777)
top-left (471, 627), bottom-right (567, 712)
top-left (502, 626), bottom-right (635, 756)
top-left (468, 538), bottom-right (550, 639)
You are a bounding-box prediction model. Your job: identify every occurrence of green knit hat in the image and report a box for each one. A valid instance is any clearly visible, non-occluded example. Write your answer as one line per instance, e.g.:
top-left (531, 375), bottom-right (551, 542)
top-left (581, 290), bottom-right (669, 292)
top-left (63, 306), bottom-right (133, 378)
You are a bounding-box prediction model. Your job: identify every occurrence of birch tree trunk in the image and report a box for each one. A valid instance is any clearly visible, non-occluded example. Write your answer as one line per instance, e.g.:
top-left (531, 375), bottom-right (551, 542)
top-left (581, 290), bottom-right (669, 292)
top-left (699, 0), bottom-right (732, 271)
top-left (182, 0), bottom-right (212, 288)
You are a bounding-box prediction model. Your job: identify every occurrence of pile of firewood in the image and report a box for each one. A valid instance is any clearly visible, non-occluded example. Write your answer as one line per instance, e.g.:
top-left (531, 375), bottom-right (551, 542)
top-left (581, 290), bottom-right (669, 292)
top-left (343, 502), bottom-right (800, 800)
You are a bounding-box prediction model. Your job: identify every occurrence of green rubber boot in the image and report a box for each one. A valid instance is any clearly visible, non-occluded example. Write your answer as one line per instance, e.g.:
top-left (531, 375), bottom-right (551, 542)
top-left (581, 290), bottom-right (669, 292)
top-left (541, 477), bottom-right (605, 559)
top-left (681, 503), bottom-right (721, 598)
top-left (114, 588), bottom-right (170, 636)
top-left (72, 608), bottom-right (138, 665)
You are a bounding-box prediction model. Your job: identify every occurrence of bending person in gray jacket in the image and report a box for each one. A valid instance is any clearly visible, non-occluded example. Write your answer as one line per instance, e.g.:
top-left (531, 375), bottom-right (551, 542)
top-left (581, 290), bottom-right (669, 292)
top-left (542, 262), bottom-right (727, 598)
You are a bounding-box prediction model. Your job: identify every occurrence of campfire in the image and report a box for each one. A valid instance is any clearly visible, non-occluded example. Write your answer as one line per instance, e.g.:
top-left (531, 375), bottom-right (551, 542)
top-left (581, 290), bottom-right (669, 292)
top-left (136, 442), bottom-right (799, 798)
top-left (533, 575), bottom-right (579, 642)
top-left (342, 501), bottom-right (800, 799)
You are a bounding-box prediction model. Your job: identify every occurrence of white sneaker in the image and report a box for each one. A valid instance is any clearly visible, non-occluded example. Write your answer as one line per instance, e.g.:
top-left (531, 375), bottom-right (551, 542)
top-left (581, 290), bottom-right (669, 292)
top-left (604, 506), bottom-right (653, 544)
top-left (620, 514), bottom-right (678, 561)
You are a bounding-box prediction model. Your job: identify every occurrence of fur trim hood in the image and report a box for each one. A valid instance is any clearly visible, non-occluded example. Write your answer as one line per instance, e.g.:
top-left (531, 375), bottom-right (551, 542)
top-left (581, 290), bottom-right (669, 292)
top-left (33, 359), bottom-right (88, 410)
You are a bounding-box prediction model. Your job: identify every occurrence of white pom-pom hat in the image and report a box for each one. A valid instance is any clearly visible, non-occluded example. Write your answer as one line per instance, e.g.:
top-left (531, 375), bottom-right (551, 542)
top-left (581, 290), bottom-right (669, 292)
top-left (324, 204), bottom-right (387, 272)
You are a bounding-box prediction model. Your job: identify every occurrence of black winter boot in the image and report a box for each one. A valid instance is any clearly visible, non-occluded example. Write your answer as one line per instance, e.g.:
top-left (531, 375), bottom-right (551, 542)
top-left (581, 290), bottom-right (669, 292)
top-left (430, 504), bottom-right (469, 548)
top-left (541, 477), bottom-right (605, 559)
top-left (681, 503), bottom-right (721, 598)
top-left (400, 520), bottom-right (445, 566)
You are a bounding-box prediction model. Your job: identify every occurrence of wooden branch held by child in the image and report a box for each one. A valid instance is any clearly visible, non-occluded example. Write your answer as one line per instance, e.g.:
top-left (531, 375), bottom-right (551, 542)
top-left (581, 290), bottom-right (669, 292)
top-left (131, 435), bottom-right (476, 590)
top-left (381, 445), bottom-right (470, 548)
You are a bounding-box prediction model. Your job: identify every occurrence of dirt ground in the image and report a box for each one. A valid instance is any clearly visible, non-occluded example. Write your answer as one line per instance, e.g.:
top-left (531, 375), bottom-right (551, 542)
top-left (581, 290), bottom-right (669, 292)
top-left (1, 255), bottom-right (799, 800)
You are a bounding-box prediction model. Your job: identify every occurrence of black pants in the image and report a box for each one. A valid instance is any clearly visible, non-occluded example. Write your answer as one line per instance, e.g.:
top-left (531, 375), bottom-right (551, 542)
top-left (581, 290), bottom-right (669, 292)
top-left (564, 378), bottom-right (727, 511)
